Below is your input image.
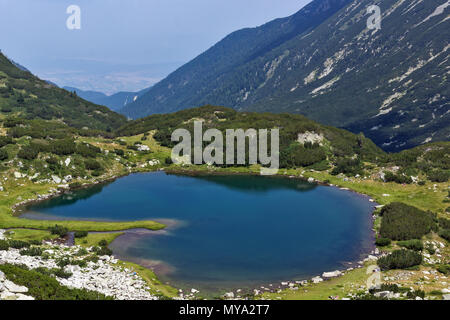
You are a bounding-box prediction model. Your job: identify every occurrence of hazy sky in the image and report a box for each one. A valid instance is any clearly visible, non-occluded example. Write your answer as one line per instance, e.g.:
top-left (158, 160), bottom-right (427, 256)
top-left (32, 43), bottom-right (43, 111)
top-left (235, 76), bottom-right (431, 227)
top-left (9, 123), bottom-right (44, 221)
top-left (0, 0), bottom-right (310, 93)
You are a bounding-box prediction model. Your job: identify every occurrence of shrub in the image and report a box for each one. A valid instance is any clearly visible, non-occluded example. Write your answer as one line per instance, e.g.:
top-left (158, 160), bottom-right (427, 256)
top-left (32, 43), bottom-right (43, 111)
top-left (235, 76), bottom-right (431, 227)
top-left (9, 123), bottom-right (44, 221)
top-left (126, 145), bottom-right (139, 151)
top-left (56, 258), bottom-right (71, 268)
top-left (427, 170), bottom-right (449, 183)
top-left (17, 145), bottom-right (39, 160)
top-left (407, 290), bottom-right (425, 299)
top-left (384, 171), bottom-right (413, 184)
top-left (375, 238), bottom-right (391, 247)
top-left (0, 136), bottom-right (14, 148)
top-left (75, 248), bottom-right (88, 256)
top-left (369, 283), bottom-right (409, 294)
top-left (114, 149), bottom-right (124, 156)
top-left (0, 239), bottom-right (9, 250)
top-left (98, 239), bottom-right (108, 247)
top-left (20, 247), bottom-right (43, 256)
top-left (379, 202), bottom-right (437, 240)
top-left (93, 245), bottom-right (112, 256)
top-left (97, 247), bottom-right (113, 256)
top-left (425, 243), bottom-right (436, 255)
top-left (0, 148), bottom-right (8, 161)
top-left (378, 250), bottom-right (422, 271)
top-left (53, 268), bottom-right (73, 279)
top-left (437, 264), bottom-right (450, 275)
top-left (76, 143), bottom-right (101, 158)
top-left (91, 169), bottom-right (103, 177)
top-left (439, 229), bottom-right (450, 242)
top-left (50, 139), bottom-right (76, 156)
top-left (7, 240), bottom-right (30, 249)
top-left (0, 264), bottom-right (111, 300)
top-left (438, 218), bottom-right (450, 230)
top-left (49, 225), bottom-right (69, 237)
top-left (84, 159), bottom-right (102, 171)
top-left (69, 182), bottom-right (82, 189)
top-left (397, 240), bottom-right (423, 251)
top-left (330, 157), bottom-right (363, 176)
top-left (74, 231), bottom-right (88, 238)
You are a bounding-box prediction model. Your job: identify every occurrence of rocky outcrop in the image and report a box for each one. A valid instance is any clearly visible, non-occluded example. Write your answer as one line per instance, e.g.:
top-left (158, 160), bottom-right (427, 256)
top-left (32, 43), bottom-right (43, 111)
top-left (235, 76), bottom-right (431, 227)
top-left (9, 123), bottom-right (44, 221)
top-left (0, 270), bottom-right (34, 300)
top-left (0, 232), bottom-right (159, 300)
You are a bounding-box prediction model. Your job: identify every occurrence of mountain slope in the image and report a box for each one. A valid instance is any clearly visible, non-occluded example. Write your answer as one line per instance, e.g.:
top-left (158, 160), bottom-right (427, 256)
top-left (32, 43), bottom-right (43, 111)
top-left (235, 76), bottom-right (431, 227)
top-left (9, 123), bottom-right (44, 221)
top-left (122, 0), bottom-right (450, 151)
top-left (117, 105), bottom-right (386, 170)
top-left (121, 0), bottom-right (352, 116)
top-left (63, 86), bottom-right (151, 112)
top-left (0, 52), bottom-right (127, 131)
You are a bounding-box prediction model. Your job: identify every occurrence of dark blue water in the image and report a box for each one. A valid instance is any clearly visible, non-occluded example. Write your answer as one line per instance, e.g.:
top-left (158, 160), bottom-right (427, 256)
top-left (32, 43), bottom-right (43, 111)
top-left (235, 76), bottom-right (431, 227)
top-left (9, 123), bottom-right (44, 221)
top-left (23, 172), bottom-right (375, 293)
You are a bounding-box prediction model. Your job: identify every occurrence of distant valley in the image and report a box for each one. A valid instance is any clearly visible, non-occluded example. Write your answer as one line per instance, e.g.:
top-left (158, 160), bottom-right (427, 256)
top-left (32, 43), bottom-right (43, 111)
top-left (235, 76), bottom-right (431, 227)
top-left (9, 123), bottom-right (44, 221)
top-left (63, 86), bottom-right (151, 113)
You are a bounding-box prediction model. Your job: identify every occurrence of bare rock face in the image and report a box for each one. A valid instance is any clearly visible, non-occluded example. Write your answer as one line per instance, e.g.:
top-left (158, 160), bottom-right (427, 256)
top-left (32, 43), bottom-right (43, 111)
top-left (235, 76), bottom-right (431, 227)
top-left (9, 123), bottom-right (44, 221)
top-left (297, 132), bottom-right (324, 145)
top-left (3, 280), bottom-right (28, 293)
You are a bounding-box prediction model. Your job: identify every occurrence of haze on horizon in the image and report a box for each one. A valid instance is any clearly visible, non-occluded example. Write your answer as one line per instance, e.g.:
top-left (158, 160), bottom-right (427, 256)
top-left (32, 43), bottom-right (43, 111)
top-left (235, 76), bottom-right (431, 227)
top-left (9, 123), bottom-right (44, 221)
top-left (0, 0), bottom-right (310, 94)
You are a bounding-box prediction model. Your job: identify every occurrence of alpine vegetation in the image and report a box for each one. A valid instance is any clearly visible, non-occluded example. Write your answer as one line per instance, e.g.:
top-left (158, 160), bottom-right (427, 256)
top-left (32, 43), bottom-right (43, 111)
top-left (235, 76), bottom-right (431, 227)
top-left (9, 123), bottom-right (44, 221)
top-left (171, 121), bottom-right (279, 175)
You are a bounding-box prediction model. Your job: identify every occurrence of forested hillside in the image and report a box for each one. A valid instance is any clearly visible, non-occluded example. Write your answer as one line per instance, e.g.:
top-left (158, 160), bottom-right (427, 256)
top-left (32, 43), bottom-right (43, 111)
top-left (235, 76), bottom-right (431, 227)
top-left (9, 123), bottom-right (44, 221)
top-left (0, 52), bottom-right (127, 132)
top-left (122, 0), bottom-right (450, 151)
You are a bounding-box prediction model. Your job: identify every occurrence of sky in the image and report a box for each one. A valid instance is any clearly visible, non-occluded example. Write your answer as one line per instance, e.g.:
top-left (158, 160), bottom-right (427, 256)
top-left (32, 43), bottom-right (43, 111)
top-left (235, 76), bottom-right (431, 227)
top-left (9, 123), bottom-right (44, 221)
top-left (0, 0), bottom-right (310, 94)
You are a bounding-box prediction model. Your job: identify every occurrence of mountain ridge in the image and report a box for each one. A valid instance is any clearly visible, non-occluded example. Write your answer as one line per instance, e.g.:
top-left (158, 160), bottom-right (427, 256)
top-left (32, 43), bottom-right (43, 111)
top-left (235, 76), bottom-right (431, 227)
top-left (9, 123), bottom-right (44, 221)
top-left (63, 86), bottom-right (151, 112)
top-left (0, 52), bottom-right (127, 131)
top-left (122, 0), bottom-right (450, 151)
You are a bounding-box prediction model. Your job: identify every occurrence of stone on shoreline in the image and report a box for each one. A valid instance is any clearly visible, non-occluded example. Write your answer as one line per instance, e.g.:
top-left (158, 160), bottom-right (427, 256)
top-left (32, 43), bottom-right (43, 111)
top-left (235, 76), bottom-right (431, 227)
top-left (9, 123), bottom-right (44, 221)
top-left (322, 271), bottom-right (342, 279)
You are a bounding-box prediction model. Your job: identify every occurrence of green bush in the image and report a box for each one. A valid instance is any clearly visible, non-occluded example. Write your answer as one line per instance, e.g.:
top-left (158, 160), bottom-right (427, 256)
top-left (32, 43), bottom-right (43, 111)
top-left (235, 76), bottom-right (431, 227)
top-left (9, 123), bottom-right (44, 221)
top-left (375, 238), bottom-right (391, 247)
top-left (331, 157), bottom-right (363, 176)
top-left (69, 182), bottom-right (82, 189)
top-left (0, 148), bottom-right (8, 161)
top-left (427, 170), bottom-right (449, 183)
top-left (379, 202), bottom-right (437, 240)
top-left (7, 240), bottom-right (30, 249)
top-left (165, 157), bottom-right (173, 165)
top-left (407, 290), bottom-right (425, 299)
top-left (439, 229), bottom-right (450, 242)
top-left (93, 245), bottom-right (112, 256)
top-left (437, 264), bottom-right (450, 275)
top-left (74, 231), bottom-right (88, 238)
top-left (397, 239), bottom-right (423, 251)
top-left (75, 248), bottom-right (88, 256)
top-left (384, 171), bottom-right (413, 184)
top-left (438, 218), bottom-right (450, 229)
top-left (56, 257), bottom-right (71, 268)
top-left (76, 143), bottom-right (101, 158)
top-left (53, 268), bottom-right (73, 279)
top-left (0, 136), bottom-right (14, 148)
top-left (378, 250), bottom-right (422, 271)
top-left (50, 139), bottom-right (76, 156)
top-left (17, 145), bottom-right (39, 160)
top-left (114, 149), bottom-right (124, 156)
top-left (0, 239), bottom-right (9, 250)
top-left (49, 224), bottom-right (69, 237)
top-left (98, 240), bottom-right (108, 247)
top-left (19, 247), bottom-right (43, 256)
top-left (84, 159), bottom-right (102, 171)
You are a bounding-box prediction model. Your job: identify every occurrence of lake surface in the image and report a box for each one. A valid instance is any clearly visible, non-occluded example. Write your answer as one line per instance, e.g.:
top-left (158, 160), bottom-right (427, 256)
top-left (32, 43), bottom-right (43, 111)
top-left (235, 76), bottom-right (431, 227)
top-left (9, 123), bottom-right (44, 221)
top-left (23, 172), bottom-right (375, 294)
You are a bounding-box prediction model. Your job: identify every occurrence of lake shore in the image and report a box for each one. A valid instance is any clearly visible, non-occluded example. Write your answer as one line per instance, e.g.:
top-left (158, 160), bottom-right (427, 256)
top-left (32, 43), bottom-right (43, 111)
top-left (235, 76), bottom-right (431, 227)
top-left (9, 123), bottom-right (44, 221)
top-left (2, 159), bottom-right (448, 300)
